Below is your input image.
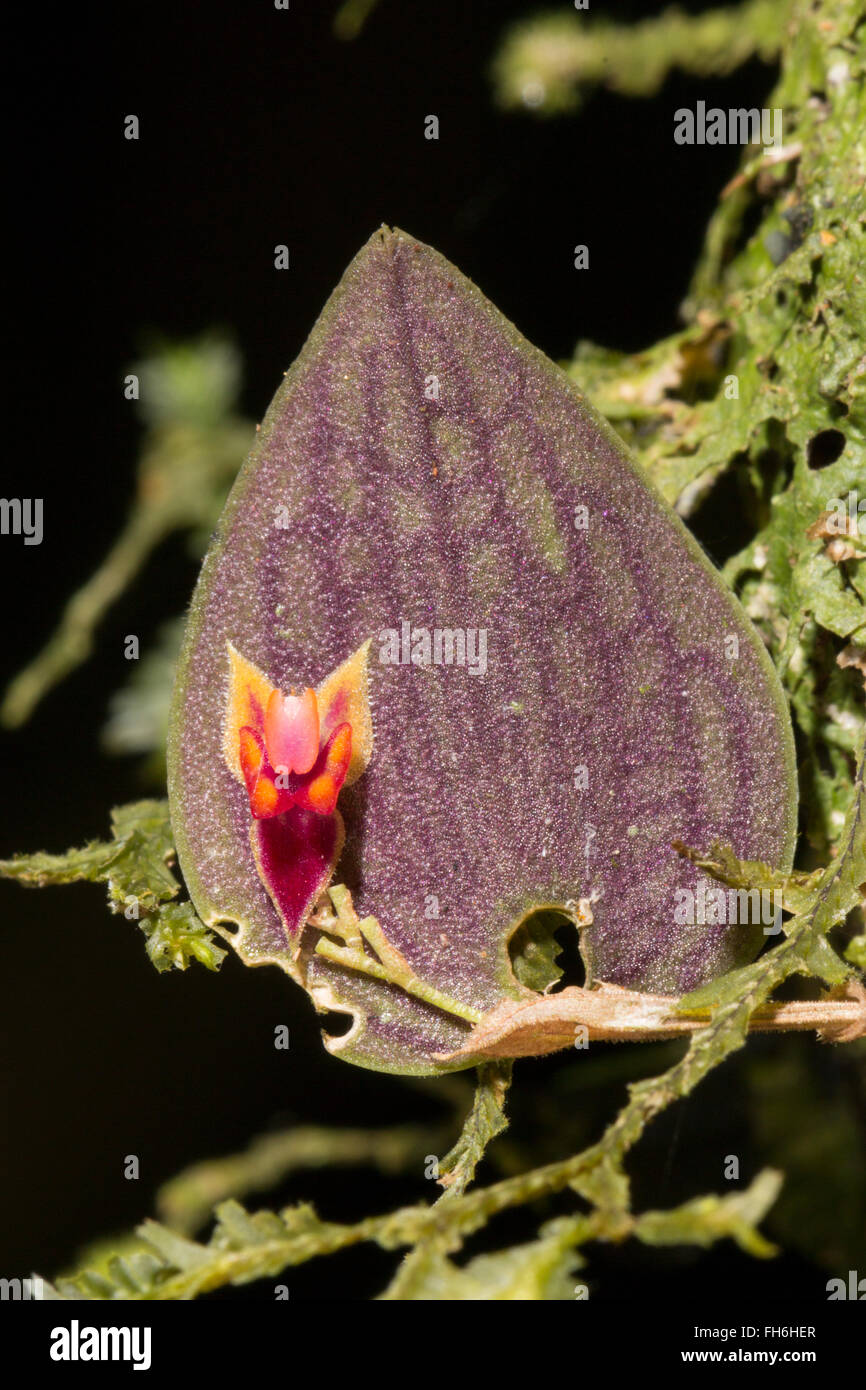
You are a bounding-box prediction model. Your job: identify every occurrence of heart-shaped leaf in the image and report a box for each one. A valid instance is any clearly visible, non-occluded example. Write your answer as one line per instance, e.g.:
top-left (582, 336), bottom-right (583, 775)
top-left (168, 227), bottom-right (797, 1075)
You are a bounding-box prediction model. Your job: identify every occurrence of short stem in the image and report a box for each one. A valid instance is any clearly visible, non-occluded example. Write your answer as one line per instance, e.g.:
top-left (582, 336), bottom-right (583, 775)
top-left (314, 886), bottom-right (484, 1025)
top-left (325, 883), bottom-right (364, 949)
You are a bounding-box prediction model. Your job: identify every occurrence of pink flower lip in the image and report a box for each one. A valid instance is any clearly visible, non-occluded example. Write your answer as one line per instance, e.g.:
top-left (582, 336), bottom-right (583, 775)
top-left (264, 687), bottom-right (320, 775)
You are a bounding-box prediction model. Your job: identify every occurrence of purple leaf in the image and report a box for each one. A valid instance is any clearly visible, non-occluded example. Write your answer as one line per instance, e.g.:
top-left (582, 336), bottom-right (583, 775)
top-left (168, 227), bottom-right (797, 1075)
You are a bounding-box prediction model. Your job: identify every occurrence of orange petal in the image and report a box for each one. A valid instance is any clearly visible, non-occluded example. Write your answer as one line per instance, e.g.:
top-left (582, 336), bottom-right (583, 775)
top-left (238, 726), bottom-right (281, 819)
top-left (224, 643), bottom-right (278, 783)
top-left (250, 776), bottom-right (280, 819)
top-left (238, 725), bottom-right (265, 792)
top-left (299, 723), bottom-right (353, 815)
top-left (316, 639), bottom-right (373, 787)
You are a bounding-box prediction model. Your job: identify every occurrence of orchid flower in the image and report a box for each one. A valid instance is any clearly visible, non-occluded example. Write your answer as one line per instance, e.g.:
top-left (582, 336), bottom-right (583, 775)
top-left (222, 640), bottom-right (373, 953)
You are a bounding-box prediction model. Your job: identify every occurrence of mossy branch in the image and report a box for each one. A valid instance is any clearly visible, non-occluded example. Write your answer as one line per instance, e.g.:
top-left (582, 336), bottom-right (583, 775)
top-left (156, 1122), bottom-right (456, 1236)
top-left (0, 800), bottom-right (225, 973)
top-left (0, 337), bottom-right (251, 729)
top-left (492, 0), bottom-right (790, 114)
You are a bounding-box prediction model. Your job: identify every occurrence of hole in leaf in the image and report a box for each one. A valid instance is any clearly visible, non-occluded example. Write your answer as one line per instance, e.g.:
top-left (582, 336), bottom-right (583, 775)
top-left (320, 1010), bottom-right (353, 1038)
top-left (508, 907), bottom-right (586, 993)
top-left (687, 464), bottom-right (756, 565)
top-left (549, 919), bottom-right (587, 992)
top-left (807, 429), bottom-right (846, 469)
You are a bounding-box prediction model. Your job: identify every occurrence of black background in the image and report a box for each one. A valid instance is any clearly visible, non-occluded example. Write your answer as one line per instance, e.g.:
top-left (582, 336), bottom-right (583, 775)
top-left (1, 0), bottom-right (825, 1301)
